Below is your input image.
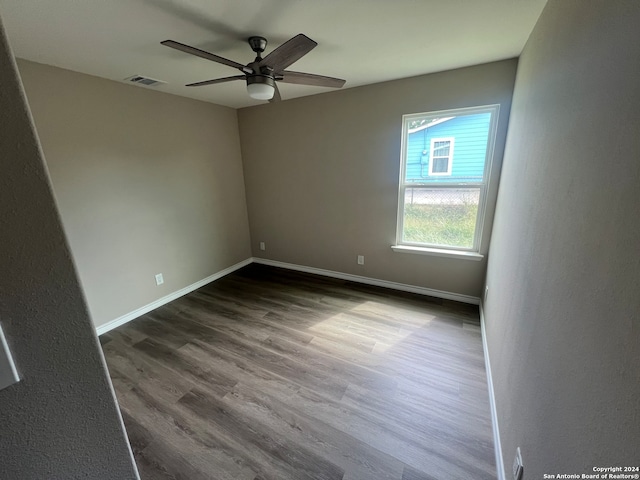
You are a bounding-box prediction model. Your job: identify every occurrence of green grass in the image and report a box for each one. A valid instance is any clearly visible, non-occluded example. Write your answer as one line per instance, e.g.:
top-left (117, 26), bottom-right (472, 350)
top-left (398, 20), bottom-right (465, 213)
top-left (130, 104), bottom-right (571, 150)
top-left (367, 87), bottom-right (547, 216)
top-left (403, 203), bottom-right (478, 248)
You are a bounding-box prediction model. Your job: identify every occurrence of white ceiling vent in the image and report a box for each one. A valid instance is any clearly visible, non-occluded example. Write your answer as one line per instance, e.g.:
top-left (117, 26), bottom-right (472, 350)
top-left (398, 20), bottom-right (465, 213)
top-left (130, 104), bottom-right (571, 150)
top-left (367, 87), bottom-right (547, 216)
top-left (124, 74), bottom-right (166, 87)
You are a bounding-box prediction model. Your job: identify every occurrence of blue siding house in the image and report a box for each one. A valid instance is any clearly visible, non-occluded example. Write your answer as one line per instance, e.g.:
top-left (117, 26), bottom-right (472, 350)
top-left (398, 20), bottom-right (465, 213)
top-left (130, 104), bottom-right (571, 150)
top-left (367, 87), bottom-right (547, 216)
top-left (405, 112), bottom-right (491, 183)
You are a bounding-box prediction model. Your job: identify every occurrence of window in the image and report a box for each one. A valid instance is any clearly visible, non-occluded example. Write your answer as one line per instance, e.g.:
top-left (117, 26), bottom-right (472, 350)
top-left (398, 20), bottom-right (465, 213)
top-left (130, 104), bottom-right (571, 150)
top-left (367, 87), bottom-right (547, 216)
top-left (428, 138), bottom-right (454, 176)
top-left (395, 105), bottom-right (499, 256)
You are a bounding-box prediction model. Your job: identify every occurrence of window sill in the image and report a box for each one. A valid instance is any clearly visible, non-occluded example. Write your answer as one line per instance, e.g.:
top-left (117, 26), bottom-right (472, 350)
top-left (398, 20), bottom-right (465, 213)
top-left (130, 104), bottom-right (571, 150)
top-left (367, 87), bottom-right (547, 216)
top-left (391, 245), bottom-right (484, 261)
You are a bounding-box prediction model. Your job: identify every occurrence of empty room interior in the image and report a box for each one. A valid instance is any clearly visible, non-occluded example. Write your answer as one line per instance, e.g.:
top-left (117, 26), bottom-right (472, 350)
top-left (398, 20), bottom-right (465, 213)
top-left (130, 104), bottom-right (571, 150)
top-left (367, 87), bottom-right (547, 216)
top-left (0, 1), bottom-right (638, 479)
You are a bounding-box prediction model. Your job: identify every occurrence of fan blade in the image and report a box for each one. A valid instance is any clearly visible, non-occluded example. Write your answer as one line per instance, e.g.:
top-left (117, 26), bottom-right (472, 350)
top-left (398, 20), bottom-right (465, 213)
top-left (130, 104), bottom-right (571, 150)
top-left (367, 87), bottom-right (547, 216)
top-left (280, 70), bottom-right (346, 88)
top-left (269, 82), bottom-right (282, 103)
top-left (186, 75), bottom-right (245, 87)
top-left (259, 34), bottom-right (317, 72)
top-left (161, 40), bottom-right (247, 71)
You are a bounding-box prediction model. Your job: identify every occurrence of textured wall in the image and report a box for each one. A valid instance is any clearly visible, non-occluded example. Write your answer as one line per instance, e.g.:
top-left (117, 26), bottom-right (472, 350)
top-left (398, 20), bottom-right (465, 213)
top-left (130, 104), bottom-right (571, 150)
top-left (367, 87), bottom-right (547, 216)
top-left (0, 17), bottom-right (139, 479)
top-left (238, 60), bottom-right (516, 298)
top-left (17, 60), bottom-right (252, 329)
top-left (484, 1), bottom-right (640, 477)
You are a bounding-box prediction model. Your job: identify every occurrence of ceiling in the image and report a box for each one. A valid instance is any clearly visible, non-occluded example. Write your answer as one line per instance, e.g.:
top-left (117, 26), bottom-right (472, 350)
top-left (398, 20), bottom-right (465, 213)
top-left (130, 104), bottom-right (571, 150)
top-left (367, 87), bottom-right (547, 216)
top-left (0, 0), bottom-right (547, 109)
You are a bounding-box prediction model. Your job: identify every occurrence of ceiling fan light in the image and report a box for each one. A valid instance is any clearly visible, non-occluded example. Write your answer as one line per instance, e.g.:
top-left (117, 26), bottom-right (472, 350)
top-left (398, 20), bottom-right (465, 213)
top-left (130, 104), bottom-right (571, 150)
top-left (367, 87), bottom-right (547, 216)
top-left (247, 83), bottom-right (274, 100)
top-left (246, 75), bottom-right (275, 100)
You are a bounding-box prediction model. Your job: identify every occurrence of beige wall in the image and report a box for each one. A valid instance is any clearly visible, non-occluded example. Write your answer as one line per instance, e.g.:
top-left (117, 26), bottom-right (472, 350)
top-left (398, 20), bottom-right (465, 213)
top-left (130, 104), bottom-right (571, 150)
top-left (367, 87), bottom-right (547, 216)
top-left (238, 60), bottom-right (517, 298)
top-left (485, 1), bottom-right (640, 477)
top-left (0, 17), bottom-right (138, 479)
top-left (17, 60), bottom-right (252, 329)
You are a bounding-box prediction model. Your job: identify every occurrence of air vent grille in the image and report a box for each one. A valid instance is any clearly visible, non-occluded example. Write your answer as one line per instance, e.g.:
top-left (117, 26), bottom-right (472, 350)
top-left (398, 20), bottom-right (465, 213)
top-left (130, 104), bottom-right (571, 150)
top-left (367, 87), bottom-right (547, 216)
top-left (124, 75), bottom-right (166, 87)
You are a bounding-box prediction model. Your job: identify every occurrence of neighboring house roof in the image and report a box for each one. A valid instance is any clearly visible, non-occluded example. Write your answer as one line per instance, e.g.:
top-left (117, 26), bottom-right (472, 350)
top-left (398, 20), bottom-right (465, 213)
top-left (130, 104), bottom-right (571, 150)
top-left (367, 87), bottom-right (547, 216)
top-left (407, 117), bottom-right (454, 134)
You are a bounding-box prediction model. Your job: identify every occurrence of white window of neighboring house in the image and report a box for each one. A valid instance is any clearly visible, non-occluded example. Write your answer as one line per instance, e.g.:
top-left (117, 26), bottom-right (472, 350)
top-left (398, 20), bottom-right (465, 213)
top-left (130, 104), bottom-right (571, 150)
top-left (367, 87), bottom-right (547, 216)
top-left (428, 137), bottom-right (454, 176)
top-left (394, 105), bottom-right (499, 256)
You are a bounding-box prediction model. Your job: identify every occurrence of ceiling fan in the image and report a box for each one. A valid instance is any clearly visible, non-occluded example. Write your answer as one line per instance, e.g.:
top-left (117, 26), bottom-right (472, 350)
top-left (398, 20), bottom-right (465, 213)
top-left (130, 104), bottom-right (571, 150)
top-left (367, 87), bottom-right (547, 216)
top-left (161, 34), bottom-right (346, 102)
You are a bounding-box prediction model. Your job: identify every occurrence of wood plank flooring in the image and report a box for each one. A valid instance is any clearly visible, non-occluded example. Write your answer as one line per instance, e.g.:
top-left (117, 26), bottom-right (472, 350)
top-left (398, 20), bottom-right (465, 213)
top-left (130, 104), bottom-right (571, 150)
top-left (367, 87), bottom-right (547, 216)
top-left (100, 264), bottom-right (496, 480)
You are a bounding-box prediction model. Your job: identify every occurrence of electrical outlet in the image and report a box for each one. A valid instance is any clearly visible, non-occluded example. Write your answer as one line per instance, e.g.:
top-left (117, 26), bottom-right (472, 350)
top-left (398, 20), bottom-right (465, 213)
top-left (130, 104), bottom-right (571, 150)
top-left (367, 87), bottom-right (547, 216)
top-left (357, 255), bottom-right (365, 265)
top-left (155, 273), bottom-right (164, 286)
top-left (259, 241), bottom-right (266, 251)
top-left (513, 447), bottom-right (523, 480)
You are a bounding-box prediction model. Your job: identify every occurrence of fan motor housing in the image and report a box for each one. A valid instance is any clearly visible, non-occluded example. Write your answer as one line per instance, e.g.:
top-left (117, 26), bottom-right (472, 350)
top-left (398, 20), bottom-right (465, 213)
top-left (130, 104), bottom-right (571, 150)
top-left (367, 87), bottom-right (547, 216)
top-left (246, 74), bottom-right (275, 88)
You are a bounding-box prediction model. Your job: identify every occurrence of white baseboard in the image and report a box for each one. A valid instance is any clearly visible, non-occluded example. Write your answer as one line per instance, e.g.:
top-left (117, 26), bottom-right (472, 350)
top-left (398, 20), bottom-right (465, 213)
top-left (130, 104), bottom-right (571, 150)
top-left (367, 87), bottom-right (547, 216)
top-left (95, 258), bottom-right (253, 336)
top-left (96, 256), bottom-right (480, 337)
top-left (480, 303), bottom-right (506, 480)
top-left (252, 257), bottom-right (480, 305)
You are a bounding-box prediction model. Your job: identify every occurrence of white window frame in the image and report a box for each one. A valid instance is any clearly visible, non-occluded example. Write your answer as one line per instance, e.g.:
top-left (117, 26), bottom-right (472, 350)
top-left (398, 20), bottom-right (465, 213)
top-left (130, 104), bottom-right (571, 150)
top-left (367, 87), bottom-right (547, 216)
top-left (394, 104), bottom-right (500, 258)
top-left (428, 137), bottom-right (455, 176)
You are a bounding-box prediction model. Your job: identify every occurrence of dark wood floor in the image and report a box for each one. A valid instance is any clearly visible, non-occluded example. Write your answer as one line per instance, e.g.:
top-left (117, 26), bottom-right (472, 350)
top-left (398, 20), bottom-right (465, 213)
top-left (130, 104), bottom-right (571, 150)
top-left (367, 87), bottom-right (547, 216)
top-left (100, 264), bottom-right (496, 480)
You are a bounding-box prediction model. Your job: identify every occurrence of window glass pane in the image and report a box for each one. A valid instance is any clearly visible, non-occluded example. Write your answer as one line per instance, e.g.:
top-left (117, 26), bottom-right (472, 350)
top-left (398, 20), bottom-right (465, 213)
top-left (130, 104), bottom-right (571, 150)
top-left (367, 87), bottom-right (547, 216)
top-left (432, 158), bottom-right (449, 173)
top-left (404, 112), bottom-right (491, 183)
top-left (433, 141), bottom-right (450, 156)
top-left (402, 188), bottom-right (480, 248)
